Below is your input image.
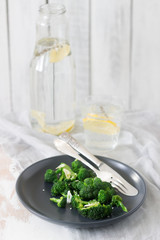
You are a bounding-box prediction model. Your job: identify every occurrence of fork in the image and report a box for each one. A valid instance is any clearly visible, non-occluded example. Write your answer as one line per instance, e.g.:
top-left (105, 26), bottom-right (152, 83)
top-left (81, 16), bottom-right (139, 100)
top-left (54, 138), bottom-right (138, 196)
top-left (58, 132), bottom-right (138, 196)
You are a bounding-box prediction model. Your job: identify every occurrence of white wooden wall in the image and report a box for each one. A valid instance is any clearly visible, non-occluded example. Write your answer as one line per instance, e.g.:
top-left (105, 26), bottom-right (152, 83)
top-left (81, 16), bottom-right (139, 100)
top-left (1, 0), bottom-right (160, 115)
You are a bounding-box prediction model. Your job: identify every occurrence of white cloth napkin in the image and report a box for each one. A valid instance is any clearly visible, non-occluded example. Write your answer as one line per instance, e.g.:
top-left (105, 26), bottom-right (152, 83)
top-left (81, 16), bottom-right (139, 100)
top-left (0, 110), bottom-right (160, 240)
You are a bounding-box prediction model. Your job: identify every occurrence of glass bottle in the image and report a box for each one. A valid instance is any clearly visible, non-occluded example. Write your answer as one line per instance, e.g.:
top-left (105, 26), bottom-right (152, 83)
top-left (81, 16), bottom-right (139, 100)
top-left (30, 3), bottom-right (75, 135)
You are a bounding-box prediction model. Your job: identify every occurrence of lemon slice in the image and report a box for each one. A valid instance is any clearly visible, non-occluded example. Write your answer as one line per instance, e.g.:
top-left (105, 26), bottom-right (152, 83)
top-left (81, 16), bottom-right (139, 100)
top-left (83, 114), bottom-right (119, 135)
top-left (87, 113), bottom-right (107, 120)
top-left (50, 43), bottom-right (70, 63)
top-left (41, 120), bottom-right (75, 135)
top-left (31, 110), bottom-right (45, 127)
top-left (31, 110), bottom-right (74, 135)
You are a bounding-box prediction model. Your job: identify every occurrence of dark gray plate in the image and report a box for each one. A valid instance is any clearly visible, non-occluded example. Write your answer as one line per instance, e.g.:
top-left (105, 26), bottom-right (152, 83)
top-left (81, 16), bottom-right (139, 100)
top-left (16, 155), bottom-right (146, 228)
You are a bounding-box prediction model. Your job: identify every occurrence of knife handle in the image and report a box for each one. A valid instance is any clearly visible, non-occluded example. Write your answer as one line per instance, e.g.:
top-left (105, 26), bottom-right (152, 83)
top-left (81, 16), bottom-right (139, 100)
top-left (59, 132), bottom-right (103, 169)
top-left (54, 139), bottom-right (99, 174)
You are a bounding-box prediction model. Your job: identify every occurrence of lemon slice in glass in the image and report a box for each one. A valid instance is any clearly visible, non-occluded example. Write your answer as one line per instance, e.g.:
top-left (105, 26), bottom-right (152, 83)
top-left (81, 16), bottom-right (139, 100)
top-left (83, 114), bottom-right (119, 135)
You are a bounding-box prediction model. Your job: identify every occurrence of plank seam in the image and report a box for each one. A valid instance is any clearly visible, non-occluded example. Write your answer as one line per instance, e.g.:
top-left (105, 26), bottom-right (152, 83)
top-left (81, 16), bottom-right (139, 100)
top-left (6, 0), bottom-right (13, 112)
top-left (88, 0), bottom-right (92, 96)
top-left (129, 0), bottom-right (134, 110)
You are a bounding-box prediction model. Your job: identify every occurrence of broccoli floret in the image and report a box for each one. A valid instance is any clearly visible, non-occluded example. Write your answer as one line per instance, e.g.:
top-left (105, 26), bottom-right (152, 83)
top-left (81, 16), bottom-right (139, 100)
top-left (101, 181), bottom-right (113, 190)
top-left (77, 167), bottom-right (92, 181)
top-left (56, 163), bottom-right (77, 181)
top-left (84, 177), bottom-right (94, 186)
top-left (98, 187), bottom-right (115, 204)
top-left (44, 169), bottom-right (58, 183)
top-left (71, 159), bottom-right (83, 173)
top-left (111, 195), bottom-right (128, 212)
top-left (79, 184), bottom-right (95, 200)
top-left (50, 196), bottom-right (67, 208)
top-left (70, 180), bottom-right (83, 192)
top-left (93, 177), bottom-right (104, 190)
top-left (70, 180), bottom-right (79, 191)
top-left (71, 192), bottom-right (88, 209)
top-left (76, 181), bottom-right (84, 191)
top-left (88, 169), bottom-right (97, 178)
top-left (51, 181), bottom-right (68, 196)
top-left (98, 189), bottom-right (108, 204)
top-left (78, 201), bottom-right (112, 220)
top-left (72, 178), bottom-right (94, 195)
top-left (79, 177), bottom-right (110, 200)
top-left (71, 192), bottom-right (112, 220)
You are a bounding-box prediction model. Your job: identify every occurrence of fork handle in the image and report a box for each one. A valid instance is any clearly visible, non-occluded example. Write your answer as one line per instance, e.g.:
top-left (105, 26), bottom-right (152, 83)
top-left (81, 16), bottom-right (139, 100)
top-left (59, 132), bottom-right (102, 168)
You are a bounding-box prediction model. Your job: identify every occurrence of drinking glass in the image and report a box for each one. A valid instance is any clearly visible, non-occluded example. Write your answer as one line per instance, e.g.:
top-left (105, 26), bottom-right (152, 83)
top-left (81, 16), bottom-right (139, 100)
top-left (82, 95), bottom-right (124, 153)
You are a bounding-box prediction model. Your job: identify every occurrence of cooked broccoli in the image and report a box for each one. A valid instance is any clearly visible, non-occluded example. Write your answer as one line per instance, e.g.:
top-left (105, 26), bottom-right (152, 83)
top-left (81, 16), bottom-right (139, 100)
top-left (56, 163), bottom-right (77, 181)
top-left (98, 189), bottom-right (108, 204)
top-left (71, 192), bottom-right (112, 220)
top-left (79, 184), bottom-right (95, 200)
top-left (98, 188), bottom-right (115, 204)
top-left (50, 196), bottom-right (67, 208)
top-left (79, 202), bottom-right (112, 220)
top-left (70, 180), bottom-right (79, 191)
top-left (71, 192), bottom-right (88, 209)
top-left (101, 181), bottom-right (113, 190)
top-left (79, 177), bottom-right (111, 200)
top-left (71, 193), bottom-right (112, 220)
top-left (44, 159), bottom-right (128, 220)
top-left (84, 177), bottom-right (94, 186)
top-left (70, 180), bottom-right (83, 192)
top-left (51, 181), bottom-right (68, 196)
top-left (44, 169), bottom-right (58, 183)
top-left (77, 167), bottom-right (92, 181)
top-left (93, 177), bottom-right (104, 190)
top-left (76, 181), bottom-right (84, 191)
top-left (92, 177), bottom-right (113, 190)
top-left (79, 177), bottom-right (113, 200)
top-left (111, 195), bottom-right (128, 212)
top-left (71, 159), bottom-right (83, 173)
top-left (71, 159), bottom-right (96, 178)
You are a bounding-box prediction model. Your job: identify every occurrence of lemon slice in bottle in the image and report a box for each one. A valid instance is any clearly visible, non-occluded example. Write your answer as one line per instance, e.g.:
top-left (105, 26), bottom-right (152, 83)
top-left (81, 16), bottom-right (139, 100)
top-left (50, 42), bottom-right (70, 63)
top-left (31, 110), bottom-right (45, 127)
top-left (83, 114), bottom-right (119, 135)
top-left (31, 110), bottom-right (74, 135)
top-left (41, 120), bottom-right (75, 135)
